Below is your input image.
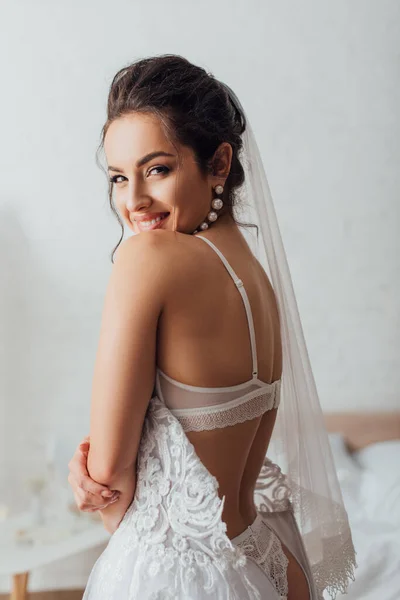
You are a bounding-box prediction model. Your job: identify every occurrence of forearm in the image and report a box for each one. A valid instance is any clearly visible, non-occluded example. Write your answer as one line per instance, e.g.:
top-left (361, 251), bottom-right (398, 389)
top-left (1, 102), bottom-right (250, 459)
top-left (89, 465), bottom-right (137, 534)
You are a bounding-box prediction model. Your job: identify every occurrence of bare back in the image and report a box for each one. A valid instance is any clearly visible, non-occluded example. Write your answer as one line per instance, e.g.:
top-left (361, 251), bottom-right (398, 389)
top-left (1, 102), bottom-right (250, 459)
top-left (156, 229), bottom-right (282, 536)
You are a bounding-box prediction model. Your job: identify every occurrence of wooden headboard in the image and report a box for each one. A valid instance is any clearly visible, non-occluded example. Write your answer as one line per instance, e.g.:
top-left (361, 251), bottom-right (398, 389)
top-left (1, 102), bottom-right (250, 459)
top-left (324, 412), bottom-right (400, 452)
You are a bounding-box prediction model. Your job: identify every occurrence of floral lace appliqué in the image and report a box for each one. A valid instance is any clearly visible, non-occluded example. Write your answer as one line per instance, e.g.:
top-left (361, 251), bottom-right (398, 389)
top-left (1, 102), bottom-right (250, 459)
top-left (83, 396), bottom-right (266, 600)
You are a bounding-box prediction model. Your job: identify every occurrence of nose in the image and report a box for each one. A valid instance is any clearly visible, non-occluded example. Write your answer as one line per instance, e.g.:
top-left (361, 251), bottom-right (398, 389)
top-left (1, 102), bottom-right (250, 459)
top-left (125, 181), bottom-right (150, 213)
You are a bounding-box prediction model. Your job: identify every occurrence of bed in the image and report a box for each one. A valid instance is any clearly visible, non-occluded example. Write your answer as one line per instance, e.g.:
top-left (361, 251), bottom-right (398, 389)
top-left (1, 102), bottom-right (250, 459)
top-left (324, 412), bottom-right (400, 600)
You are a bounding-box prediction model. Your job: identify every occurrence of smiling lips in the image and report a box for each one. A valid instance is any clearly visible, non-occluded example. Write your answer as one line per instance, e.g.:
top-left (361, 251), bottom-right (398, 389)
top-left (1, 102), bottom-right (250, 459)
top-left (135, 212), bottom-right (170, 231)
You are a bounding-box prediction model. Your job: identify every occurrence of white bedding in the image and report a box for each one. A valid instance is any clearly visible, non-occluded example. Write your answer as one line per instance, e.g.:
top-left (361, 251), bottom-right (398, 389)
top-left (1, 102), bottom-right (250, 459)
top-left (328, 435), bottom-right (400, 600)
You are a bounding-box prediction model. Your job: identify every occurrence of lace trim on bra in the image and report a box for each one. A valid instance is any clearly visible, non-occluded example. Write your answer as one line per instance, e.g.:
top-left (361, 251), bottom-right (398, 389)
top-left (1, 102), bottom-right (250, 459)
top-left (169, 380), bottom-right (281, 432)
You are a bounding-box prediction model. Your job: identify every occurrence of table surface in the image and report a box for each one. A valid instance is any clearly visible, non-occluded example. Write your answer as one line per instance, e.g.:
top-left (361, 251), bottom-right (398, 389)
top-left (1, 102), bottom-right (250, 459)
top-left (0, 510), bottom-right (110, 576)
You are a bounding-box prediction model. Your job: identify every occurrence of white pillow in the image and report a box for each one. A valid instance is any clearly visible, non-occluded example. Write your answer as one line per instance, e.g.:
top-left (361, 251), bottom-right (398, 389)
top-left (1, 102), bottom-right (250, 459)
top-left (354, 440), bottom-right (400, 526)
top-left (355, 440), bottom-right (400, 474)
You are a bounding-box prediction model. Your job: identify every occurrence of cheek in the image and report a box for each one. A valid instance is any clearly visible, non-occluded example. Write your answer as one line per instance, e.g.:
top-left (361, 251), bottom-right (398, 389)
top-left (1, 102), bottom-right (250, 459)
top-left (113, 194), bottom-right (127, 215)
top-left (174, 176), bottom-right (202, 209)
top-left (113, 198), bottom-right (132, 226)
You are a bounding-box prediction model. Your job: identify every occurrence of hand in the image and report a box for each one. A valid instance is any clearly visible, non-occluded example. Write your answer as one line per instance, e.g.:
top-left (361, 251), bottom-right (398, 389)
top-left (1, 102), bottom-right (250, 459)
top-left (67, 435), bottom-right (120, 512)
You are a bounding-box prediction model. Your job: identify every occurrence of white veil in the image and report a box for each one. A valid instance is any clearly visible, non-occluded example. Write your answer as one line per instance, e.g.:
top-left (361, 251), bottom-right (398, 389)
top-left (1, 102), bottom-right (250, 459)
top-left (218, 82), bottom-right (357, 599)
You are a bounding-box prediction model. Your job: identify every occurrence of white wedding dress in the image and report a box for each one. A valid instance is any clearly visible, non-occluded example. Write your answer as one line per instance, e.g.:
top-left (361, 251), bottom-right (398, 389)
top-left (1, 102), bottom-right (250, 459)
top-left (82, 235), bottom-right (319, 600)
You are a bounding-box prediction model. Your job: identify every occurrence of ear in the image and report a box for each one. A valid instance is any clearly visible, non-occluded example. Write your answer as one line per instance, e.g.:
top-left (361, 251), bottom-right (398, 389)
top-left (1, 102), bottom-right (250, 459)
top-left (210, 142), bottom-right (233, 182)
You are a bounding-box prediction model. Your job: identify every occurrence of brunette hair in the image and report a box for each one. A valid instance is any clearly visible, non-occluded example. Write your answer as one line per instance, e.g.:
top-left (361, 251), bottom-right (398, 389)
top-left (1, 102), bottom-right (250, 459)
top-left (95, 54), bottom-right (257, 262)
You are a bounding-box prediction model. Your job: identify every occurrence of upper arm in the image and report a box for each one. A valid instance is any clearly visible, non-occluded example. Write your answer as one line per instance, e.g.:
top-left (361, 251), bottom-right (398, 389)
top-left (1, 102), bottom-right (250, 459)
top-left (87, 233), bottom-right (170, 483)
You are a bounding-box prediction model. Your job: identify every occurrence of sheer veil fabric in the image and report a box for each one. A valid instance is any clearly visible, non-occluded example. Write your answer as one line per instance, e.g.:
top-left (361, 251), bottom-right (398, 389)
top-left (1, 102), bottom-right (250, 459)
top-left (199, 82), bottom-right (357, 599)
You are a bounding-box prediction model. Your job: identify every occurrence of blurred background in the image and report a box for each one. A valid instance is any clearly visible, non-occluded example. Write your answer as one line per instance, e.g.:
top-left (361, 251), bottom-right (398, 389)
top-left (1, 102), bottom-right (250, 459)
top-left (0, 0), bottom-right (399, 598)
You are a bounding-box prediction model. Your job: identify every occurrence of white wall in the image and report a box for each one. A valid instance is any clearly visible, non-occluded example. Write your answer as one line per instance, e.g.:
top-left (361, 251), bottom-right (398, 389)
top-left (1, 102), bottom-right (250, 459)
top-left (0, 0), bottom-right (399, 592)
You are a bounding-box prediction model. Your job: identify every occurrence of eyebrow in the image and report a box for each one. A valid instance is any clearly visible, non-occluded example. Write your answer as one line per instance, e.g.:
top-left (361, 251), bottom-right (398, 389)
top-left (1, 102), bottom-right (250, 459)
top-left (108, 151), bottom-right (175, 173)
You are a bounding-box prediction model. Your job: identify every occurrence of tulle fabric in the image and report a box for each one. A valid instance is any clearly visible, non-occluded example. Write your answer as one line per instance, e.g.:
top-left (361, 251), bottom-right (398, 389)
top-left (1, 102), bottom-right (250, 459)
top-left (218, 82), bottom-right (357, 598)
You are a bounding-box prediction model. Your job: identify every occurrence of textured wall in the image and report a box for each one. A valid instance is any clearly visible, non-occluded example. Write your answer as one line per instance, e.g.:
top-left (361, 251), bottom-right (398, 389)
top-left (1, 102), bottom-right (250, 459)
top-left (0, 0), bottom-right (398, 592)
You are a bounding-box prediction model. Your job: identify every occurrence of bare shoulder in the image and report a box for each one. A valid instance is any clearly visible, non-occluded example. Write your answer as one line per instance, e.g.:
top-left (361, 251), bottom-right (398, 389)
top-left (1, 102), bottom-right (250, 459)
top-left (114, 230), bottom-right (195, 294)
top-left (116, 230), bottom-right (192, 264)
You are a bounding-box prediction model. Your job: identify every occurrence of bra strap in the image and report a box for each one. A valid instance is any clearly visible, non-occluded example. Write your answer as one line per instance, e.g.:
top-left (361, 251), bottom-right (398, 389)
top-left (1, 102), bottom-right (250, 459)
top-left (196, 235), bottom-right (258, 378)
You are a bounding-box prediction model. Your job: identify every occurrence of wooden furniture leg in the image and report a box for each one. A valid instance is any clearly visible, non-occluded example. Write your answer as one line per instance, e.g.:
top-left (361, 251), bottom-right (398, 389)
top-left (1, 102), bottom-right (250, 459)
top-left (10, 572), bottom-right (29, 600)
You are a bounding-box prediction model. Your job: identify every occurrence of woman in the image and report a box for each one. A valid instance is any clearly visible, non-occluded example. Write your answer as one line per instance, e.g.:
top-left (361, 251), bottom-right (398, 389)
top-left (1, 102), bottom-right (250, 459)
top-left (68, 55), bottom-right (356, 599)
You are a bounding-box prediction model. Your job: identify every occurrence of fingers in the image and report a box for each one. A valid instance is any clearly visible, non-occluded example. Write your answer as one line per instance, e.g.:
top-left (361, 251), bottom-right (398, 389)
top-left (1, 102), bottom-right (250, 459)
top-left (69, 445), bottom-right (113, 498)
top-left (67, 437), bottom-right (120, 513)
top-left (68, 474), bottom-right (120, 511)
top-left (67, 463), bottom-right (115, 500)
top-left (74, 488), bottom-right (98, 511)
top-left (81, 474), bottom-right (116, 499)
top-left (79, 438), bottom-right (90, 454)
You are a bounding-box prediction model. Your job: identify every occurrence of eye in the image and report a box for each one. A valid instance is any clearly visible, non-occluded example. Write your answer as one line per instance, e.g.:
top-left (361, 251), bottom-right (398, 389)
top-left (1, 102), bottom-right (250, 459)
top-left (109, 174), bottom-right (126, 184)
top-left (147, 165), bottom-right (169, 176)
top-left (108, 166), bottom-right (169, 185)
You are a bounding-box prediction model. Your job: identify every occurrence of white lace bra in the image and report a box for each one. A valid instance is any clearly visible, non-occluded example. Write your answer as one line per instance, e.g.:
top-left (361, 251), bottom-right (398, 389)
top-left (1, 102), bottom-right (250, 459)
top-left (155, 234), bottom-right (282, 432)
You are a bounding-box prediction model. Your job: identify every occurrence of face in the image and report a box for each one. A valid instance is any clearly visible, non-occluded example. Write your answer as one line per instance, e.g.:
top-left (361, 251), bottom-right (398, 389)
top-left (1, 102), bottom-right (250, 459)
top-left (104, 112), bottom-right (231, 235)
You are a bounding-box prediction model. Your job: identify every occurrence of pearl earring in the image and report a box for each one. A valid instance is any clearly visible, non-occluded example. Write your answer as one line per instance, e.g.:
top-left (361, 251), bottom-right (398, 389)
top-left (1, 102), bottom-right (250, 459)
top-left (193, 184), bottom-right (224, 235)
